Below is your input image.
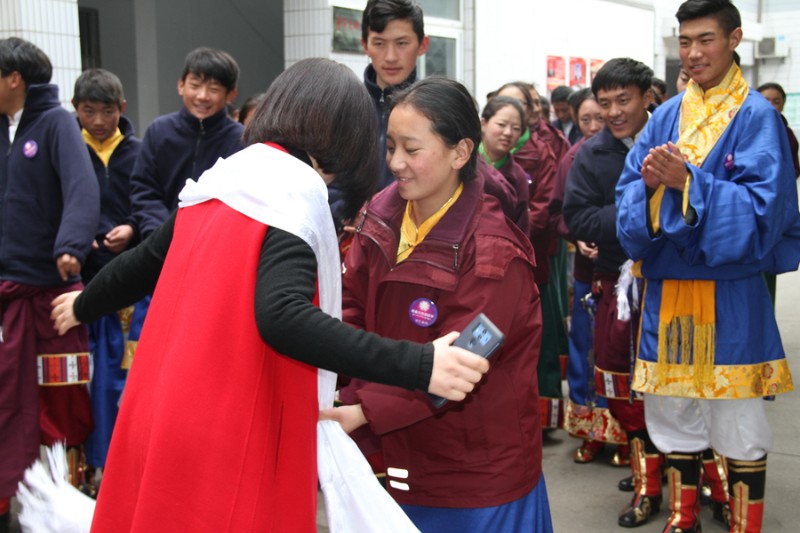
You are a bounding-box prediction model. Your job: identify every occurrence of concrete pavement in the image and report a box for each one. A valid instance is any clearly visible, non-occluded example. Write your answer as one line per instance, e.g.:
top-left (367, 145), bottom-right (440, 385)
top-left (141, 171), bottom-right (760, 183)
top-left (541, 268), bottom-right (800, 533)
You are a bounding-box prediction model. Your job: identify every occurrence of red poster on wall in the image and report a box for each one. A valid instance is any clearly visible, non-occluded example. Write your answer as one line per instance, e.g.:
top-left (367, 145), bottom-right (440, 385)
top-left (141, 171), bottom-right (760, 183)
top-left (590, 59), bottom-right (606, 83)
top-left (547, 56), bottom-right (566, 93)
top-left (569, 58), bottom-right (587, 87)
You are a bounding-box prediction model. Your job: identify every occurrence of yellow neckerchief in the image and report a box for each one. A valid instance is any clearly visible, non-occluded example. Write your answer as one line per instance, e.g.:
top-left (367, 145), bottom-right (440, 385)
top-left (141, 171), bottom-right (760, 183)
top-left (650, 62), bottom-right (748, 387)
top-left (397, 182), bottom-right (464, 263)
top-left (83, 128), bottom-right (125, 166)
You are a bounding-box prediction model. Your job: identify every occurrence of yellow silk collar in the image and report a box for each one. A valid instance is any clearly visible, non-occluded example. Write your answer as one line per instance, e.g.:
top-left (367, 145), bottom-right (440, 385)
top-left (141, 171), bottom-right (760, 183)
top-left (397, 183), bottom-right (464, 263)
top-left (83, 128), bottom-right (125, 167)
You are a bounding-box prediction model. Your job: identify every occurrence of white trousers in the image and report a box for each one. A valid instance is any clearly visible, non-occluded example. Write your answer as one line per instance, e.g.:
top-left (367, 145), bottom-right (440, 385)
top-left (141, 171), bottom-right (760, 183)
top-left (644, 394), bottom-right (772, 461)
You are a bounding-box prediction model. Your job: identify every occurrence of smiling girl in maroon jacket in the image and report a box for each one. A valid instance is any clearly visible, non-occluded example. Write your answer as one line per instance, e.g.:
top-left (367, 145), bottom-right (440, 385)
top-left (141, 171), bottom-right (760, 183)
top-left (324, 78), bottom-right (554, 532)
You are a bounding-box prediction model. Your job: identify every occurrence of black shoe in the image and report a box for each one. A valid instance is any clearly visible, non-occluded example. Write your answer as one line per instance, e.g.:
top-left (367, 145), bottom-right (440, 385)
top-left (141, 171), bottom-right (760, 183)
top-left (618, 494), bottom-right (661, 528)
top-left (618, 475), bottom-right (634, 492)
top-left (711, 501), bottom-right (730, 526)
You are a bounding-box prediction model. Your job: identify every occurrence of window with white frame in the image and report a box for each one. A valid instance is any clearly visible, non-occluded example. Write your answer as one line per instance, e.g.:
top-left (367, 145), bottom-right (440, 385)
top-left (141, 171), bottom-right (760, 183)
top-left (416, 0), bottom-right (464, 81)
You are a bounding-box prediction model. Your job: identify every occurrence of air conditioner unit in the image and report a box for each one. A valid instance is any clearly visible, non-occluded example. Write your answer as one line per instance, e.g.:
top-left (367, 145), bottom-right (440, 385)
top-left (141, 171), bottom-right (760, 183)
top-left (755, 36), bottom-right (789, 59)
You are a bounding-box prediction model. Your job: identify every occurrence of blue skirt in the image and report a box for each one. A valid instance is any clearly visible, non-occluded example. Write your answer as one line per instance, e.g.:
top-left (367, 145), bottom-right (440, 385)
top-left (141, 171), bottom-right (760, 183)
top-left (400, 475), bottom-right (553, 533)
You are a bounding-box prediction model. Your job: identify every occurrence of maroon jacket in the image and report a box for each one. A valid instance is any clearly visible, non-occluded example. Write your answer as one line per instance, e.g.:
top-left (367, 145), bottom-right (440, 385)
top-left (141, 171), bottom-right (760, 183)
top-left (341, 174), bottom-right (542, 508)
top-left (495, 155), bottom-right (531, 237)
top-left (533, 118), bottom-right (571, 163)
top-left (477, 157), bottom-right (527, 235)
top-left (515, 133), bottom-right (558, 283)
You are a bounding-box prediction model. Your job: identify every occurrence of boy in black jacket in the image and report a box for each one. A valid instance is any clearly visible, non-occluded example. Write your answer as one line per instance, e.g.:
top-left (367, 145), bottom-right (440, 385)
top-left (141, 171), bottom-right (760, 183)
top-left (130, 47), bottom-right (243, 238)
top-left (563, 58), bottom-right (660, 529)
top-left (72, 68), bottom-right (142, 482)
top-left (0, 37), bottom-right (99, 528)
top-left (329, 0), bottom-right (430, 230)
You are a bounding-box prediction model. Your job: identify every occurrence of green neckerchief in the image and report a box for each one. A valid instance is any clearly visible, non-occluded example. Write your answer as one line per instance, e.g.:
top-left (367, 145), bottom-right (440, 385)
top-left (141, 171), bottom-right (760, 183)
top-left (478, 142), bottom-right (509, 169)
top-left (510, 128), bottom-right (531, 155)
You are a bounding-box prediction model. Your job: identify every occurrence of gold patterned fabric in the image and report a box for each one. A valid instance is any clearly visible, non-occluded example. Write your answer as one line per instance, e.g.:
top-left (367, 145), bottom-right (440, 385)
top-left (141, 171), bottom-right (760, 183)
top-left (633, 358), bottom-right (792, 399)
top-left (564, 398), bottom-right (627, 444)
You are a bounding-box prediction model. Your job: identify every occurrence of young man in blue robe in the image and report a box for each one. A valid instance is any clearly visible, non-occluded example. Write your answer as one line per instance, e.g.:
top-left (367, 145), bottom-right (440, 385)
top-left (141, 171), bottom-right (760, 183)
top-left (615, 1), bottom-right (800, 531)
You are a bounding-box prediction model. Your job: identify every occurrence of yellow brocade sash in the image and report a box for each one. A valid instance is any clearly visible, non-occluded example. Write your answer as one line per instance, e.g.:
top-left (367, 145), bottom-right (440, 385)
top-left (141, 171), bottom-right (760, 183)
top-left (653, 63), bottom-right (748, 387)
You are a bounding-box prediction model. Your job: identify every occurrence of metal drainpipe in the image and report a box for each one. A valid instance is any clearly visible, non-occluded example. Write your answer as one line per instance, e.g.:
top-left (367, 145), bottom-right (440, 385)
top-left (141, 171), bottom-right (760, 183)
top-left (754, 0), bottom-right (762, 86)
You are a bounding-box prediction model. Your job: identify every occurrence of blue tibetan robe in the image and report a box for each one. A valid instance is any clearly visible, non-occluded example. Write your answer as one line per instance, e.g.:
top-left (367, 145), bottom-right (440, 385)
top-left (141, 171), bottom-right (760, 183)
top-left (615, 90), bottom-right (800, 399)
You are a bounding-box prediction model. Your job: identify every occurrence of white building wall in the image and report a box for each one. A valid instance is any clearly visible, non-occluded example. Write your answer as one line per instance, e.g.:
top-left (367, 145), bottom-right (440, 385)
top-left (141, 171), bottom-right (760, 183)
top-left (757, 2), bottom-right (800, 128)
top-left (285, 0), bottom-right (332, 68)
top-left (0, 0), bottom-right (82, 108)
top-left (475, 0), bottom-right (656, 109)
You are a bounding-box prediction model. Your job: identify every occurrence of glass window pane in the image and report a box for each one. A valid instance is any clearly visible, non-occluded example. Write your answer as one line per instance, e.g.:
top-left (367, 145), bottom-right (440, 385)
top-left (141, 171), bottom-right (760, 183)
top-left (417, 0), bottom-right (460, 20)
top-left (424, 36), bottom-right (456, 78)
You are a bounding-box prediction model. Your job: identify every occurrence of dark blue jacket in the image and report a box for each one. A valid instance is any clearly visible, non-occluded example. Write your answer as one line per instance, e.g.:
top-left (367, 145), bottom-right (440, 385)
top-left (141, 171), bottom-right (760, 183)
top-left (81, 115), bottom-right (142, 282)
top-left (363, 64), bottom-right (417, 192)
top-left (551, 118), bottom-right (582, 145)
top-left (327, 65), bottom-right (417, 228)
top-left (130, 107), bottom-right (243, 236)
top-left (0, 84), bottom-right (99, 286)
top-left (562, 125), bottom-right (629, 275)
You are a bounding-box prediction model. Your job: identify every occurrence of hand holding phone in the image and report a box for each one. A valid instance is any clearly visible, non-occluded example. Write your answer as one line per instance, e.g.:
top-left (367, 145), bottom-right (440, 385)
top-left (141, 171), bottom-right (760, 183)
top-left (428, 313), bottom-right (505, 408)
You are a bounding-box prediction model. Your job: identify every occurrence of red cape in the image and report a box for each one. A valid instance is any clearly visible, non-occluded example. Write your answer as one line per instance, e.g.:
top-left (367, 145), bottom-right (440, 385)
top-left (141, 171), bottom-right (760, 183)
top-left (92, 200), bottom-right (319, 532)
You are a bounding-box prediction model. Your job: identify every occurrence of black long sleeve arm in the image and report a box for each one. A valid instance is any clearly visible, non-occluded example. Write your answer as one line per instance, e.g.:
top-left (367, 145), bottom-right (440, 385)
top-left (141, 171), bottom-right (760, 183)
top-left (255, 227), bottom-right (433, 391)
top-left (74, 213), bottom-right (433, 391)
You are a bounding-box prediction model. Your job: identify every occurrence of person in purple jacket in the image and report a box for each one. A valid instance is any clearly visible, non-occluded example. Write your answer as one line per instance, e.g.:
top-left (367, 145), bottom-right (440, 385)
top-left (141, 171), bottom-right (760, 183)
top-left (0, 37), bottom-right (99, 530)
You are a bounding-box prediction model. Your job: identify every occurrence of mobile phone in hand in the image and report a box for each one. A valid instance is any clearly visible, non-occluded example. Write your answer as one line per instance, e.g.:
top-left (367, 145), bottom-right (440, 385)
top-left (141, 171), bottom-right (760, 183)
top-left (428, 313), bottom-right (505, 408)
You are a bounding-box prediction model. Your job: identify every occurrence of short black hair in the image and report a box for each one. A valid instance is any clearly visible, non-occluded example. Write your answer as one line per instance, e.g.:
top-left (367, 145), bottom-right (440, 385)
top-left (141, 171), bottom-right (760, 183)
top-left (757, 82), bottom-right (786, 101)
top-left (243, 58), bottom-right (379, 222)
top-left (181, 47), bottom-right (239, 92)
top-left (0, 37), bottom-right (52, 85)
top-left (362, 0), bottom-right (425, 43)
top-left (73, 68), bottom-right (125, 107)
top-left (482, 95), bottom-right (525, 128)
top-left (591, 58), bottom-right (653, 98)
top-left (550, 85), bottom-right (573, 103)
top-left (568, 88), bottom-right (595, 116)
top-left (238, 93), bottom-right (265, 125)
top-left (496, 81), bottom-right (535, 113)
top-left (652, 78), bottom-right (667, 95)
top-left (540, 96), bottom-right (551, 118)
top-left (676, 0), bottom-right (741, 35)
top-left (390, 77), bottom-right (481, 183)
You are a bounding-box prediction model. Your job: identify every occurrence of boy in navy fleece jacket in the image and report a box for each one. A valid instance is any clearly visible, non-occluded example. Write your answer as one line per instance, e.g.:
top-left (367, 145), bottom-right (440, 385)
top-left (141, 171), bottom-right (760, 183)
top-left (72, 68), bottom-right (142, 479)
top-left (0, 37), bottom-right (99, 523)
top-left (130, 47), bottom-right (243, 238)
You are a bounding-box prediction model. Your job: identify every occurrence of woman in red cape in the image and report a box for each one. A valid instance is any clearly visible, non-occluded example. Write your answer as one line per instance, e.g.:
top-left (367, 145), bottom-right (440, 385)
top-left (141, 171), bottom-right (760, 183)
top-left (50, 58), bottom-right (489, 533)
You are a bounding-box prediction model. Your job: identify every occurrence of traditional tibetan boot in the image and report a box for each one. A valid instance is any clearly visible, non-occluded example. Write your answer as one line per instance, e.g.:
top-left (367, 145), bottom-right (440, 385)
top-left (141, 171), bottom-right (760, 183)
top-left (612, 443), bottom-right (632, 467)
top-left (728, 455), bottom-right (766, 533)
top-left (700, 448), bottom-right (729, 526)
top-left (618, 430), bottom-right (662, 527)
top-left (66, 445), bottom-right (87, 488)
top-left (574, 439), bottom-right (604, 463)
top-left (662, 453), bottom-right (702, 532)
top-left (618, 474), bottom-right (634, 492)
